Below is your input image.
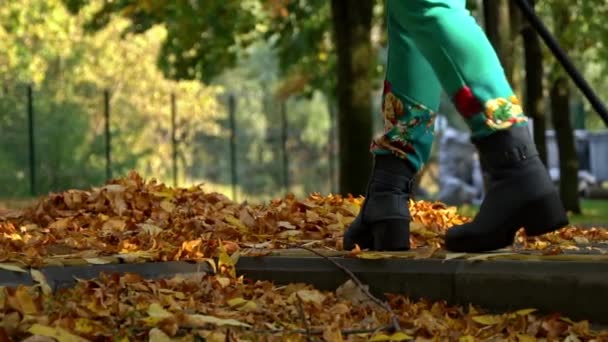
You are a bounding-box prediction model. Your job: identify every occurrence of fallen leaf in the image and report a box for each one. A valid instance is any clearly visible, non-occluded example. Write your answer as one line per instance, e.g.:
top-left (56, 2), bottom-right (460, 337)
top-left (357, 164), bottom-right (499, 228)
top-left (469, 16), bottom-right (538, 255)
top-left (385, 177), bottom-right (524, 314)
top-left (517, 334), bottom-right (537, 342)
top-left (148, 303), bottom-right (173, 318)
top-left (225, 216), bottom-right (248, 232)
top-left (0, 263), bottom-right (27, 273)
top-left (278, 221), bottom-right (296, 229)
top-left (295, 289), bottom-right (326, 305)
top-left (370, 332), bottom-right (413, 341)
top-left (515, 308), bottom-right (537, 316)
top-left (148, 328), bottom-right (172, 342)
top-left (15, 286), bottom-right (38, 314)
top-left (182, 314), bottom-right (251, 328)
top-left (227, 297), bottom-right (257, 311)
top-left (28, 324), bottom-right (89, 342)
top-left (83, 257), bottom-right (115, 265)
top-left (356, 252), bottom-right (387, 260)
top-left (30, 269), bottom-right (52, 295)
top-left (139, 223), bottom-right (163, 235)
top-left (472, 315), bottom-right (503, 325)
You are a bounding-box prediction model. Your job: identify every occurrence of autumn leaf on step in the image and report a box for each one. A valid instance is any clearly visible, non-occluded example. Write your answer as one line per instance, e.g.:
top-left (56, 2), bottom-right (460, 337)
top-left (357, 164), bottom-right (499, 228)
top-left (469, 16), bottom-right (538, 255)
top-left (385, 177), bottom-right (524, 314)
top-left (30, 269), bottom-right (52, 295)
top-left (218, 242), bottom-right (236, 278)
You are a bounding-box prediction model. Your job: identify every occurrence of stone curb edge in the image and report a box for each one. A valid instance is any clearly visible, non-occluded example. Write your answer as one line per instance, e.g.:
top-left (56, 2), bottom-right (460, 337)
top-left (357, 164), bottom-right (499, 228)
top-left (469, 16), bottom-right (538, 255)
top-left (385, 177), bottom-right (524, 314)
top-left (0, 257), bottom-right (606, 323)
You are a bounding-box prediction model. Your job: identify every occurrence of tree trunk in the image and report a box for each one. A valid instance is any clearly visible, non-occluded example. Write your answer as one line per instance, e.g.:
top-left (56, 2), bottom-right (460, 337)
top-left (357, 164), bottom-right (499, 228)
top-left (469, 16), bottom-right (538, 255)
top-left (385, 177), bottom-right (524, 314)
top-left (483, 0), bottom-right (514, 84)
top-left (521, 0), bottom-right (547, 165)
top-left (550, 77), bottom-right (581, 214)
top-left (330, 0), bottom-right (374, 196)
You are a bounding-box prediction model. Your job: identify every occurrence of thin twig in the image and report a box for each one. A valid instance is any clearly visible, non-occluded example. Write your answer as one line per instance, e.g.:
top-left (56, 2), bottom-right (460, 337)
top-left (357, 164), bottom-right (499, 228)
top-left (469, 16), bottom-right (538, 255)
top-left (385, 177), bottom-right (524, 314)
top-left (282, 243), bottom-right (401, 333)
top-left (296, 293), bottom-right (314, 342)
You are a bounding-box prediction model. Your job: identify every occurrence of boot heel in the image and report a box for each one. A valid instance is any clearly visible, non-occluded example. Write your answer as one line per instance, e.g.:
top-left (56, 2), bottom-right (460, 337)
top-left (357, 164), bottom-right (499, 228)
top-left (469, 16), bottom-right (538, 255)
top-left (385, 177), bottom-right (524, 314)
top-left (523, 192), bottom-right (569, 236)
top-left (372, 219), bottom-right (410, 251)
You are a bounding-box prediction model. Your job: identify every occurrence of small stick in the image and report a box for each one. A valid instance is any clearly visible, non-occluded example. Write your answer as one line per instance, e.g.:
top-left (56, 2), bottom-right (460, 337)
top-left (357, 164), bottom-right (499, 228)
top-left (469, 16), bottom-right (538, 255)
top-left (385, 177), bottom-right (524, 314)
top-left (282, 243), bottom-right (401, 333)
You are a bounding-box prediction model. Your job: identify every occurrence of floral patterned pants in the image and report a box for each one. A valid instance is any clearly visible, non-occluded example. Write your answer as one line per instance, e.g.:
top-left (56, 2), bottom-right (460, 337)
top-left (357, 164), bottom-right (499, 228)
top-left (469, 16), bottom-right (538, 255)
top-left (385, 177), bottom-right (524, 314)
top-left (371, 0), bottom-right (528, 172)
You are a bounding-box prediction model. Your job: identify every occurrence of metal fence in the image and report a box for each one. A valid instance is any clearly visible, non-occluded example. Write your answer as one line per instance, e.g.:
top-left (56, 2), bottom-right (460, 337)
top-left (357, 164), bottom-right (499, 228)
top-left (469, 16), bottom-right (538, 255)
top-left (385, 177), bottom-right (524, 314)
top-left (0, 84), bottom-right (338, 202)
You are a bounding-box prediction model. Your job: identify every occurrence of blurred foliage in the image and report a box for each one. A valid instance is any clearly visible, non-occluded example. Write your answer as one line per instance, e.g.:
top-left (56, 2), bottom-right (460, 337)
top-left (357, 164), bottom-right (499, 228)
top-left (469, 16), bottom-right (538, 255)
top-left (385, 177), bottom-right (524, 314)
top-left (2, 0), bottom-right (608, 199)
top-left (0, 0), bottom-right (334, 200)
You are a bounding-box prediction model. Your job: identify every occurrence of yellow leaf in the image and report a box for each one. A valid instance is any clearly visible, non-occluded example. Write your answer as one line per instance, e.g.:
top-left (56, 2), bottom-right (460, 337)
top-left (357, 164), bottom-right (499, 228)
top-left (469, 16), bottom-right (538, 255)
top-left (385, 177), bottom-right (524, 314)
top-left (183, 314), bottom-right (251, 328)
top-left (467, 253), bottom-right (517, 261)
top-left (148, 303), bottom-right (173, 318)
top-left (458, 336), bottom-right (475, 342)
top-left (295, 289), bottom-right (326, 305)
top-left (517, 334), bottom-right (537, 342)
top-left (472, 315), bottom-right (503, 325)
top-left (356, 252), bottom-right (387, 260)
top-left (218, 243), bottom-right (236, 278)
top-left (225, 215), bottom-right (248, 232)
top-left (148, 328), bottom-right (171, 342)
top-left (227, 297), bottom-right (257, 311)
top-left (28, 324), bottom-right (89, 342)
top-left (515, 308), bottom-right (537, 316)
top-left (16, 286), bottom-right (38, 314)
top-left (444, 253), bottom-right (468, 260)
top-left (215, 276), bottom-right (230, 288)
top-left (31, 269), bottom-right (52, 295)
top-left (152, 190), bottom-right (175, 199)
top-left (0, 263), bottom-right (27, 273)
top-left (370, 332), bottom-right (413, 341)
top-left (560, 317), bottom-right (577, 325)
top-left (74, 319), bottom-right (96, 334)
top-left (83, 257), bottom-right (115, 265)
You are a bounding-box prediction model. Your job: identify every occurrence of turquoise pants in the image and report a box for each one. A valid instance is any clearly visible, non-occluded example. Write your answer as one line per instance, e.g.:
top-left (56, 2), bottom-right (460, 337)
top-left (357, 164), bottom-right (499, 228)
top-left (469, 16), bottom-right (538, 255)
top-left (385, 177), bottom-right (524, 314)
top-left (371, 0), bottom-right (528, 171)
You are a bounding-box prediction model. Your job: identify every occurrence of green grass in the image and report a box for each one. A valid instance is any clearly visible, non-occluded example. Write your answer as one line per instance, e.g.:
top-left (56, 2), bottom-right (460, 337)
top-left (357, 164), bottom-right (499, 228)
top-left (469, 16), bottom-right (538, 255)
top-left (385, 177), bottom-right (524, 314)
top-left (458, 199), bottom-right (608, 227)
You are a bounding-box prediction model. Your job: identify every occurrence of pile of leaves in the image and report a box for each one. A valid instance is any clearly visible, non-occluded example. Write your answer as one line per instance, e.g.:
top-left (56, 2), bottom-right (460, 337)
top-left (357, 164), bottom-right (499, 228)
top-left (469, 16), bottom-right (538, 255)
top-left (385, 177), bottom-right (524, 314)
top-left (0, 172), bottom-right (607, 267)
top-left (1, 268), bottom-right (607, 341)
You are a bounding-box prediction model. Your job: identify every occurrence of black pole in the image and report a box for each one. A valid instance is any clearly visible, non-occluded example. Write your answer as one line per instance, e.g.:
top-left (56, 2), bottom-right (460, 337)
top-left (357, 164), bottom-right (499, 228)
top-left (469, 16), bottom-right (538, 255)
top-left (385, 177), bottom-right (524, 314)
top-left (228, 94), bottom-right (238, 201)
top-left (281, 100), bottom-right (289, 192)
top-left (514, 0), bottom-right (608, 127)
top-left (171, 93), bottom-right (178, 187)
top-left (104, 89), bottom-right (111, 180)
top-left (27, 85), bottom-right (35, 196)
top-left (328, 101), bottom-right (337, 194)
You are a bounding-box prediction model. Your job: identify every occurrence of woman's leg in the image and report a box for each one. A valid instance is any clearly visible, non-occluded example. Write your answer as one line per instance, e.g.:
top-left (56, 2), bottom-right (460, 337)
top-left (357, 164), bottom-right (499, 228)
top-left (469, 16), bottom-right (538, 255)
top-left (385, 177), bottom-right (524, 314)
top-left (343, 7), bottom-right (441, 251)
top-left (387, 0), bottom-right (568, 252)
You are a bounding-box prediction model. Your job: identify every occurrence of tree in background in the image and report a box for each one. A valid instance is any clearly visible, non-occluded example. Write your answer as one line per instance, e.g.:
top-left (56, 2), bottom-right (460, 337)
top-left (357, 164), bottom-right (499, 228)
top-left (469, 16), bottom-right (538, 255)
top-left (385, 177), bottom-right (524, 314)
top-left (0, 0), bottom-right (221, 196)
top-left (63, 0), bottom-right (389, 196)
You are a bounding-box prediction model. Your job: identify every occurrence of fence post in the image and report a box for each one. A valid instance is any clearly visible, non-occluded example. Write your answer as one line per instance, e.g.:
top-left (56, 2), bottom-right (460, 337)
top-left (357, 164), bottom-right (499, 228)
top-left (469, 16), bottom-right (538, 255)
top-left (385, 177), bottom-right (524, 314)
top-left (104, 89), bottom-right (112, 180)
top-left (171, 93), bottom-right (178, 187)
top-left (228, 94), bottom-right (238, 201)
top-left (27, 85), bottom-right (36, 196)
top-left (328, 101), bottom-right (337, 194)
top-left (281, 100), bottom-right (289, 193)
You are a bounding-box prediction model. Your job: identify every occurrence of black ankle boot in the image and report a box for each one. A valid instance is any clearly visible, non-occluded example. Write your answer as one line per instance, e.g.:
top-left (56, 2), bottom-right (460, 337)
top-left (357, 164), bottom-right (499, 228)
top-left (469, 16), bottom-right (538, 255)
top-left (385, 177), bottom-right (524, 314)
top-left (445, 125), bottom-right (569, 252)
top-left (343, 155), bottom-right (416, 251)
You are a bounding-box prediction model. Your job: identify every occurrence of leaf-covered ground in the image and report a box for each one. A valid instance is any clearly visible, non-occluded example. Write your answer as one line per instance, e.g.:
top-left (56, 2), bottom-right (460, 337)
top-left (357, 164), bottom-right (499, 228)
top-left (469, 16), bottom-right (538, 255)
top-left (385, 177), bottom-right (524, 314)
top-left (1, 172), bottom-right (607, 268)
top-left (1, 173), bottom-right (608, 341)
top-left (2, 270), bottom-right (608, 341)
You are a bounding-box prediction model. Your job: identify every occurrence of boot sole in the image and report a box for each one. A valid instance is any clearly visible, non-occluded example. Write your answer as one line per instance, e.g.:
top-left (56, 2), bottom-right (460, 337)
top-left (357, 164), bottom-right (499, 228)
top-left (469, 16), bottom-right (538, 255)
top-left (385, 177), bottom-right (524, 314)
top-left (523, 192), bottom-right (569, 237)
